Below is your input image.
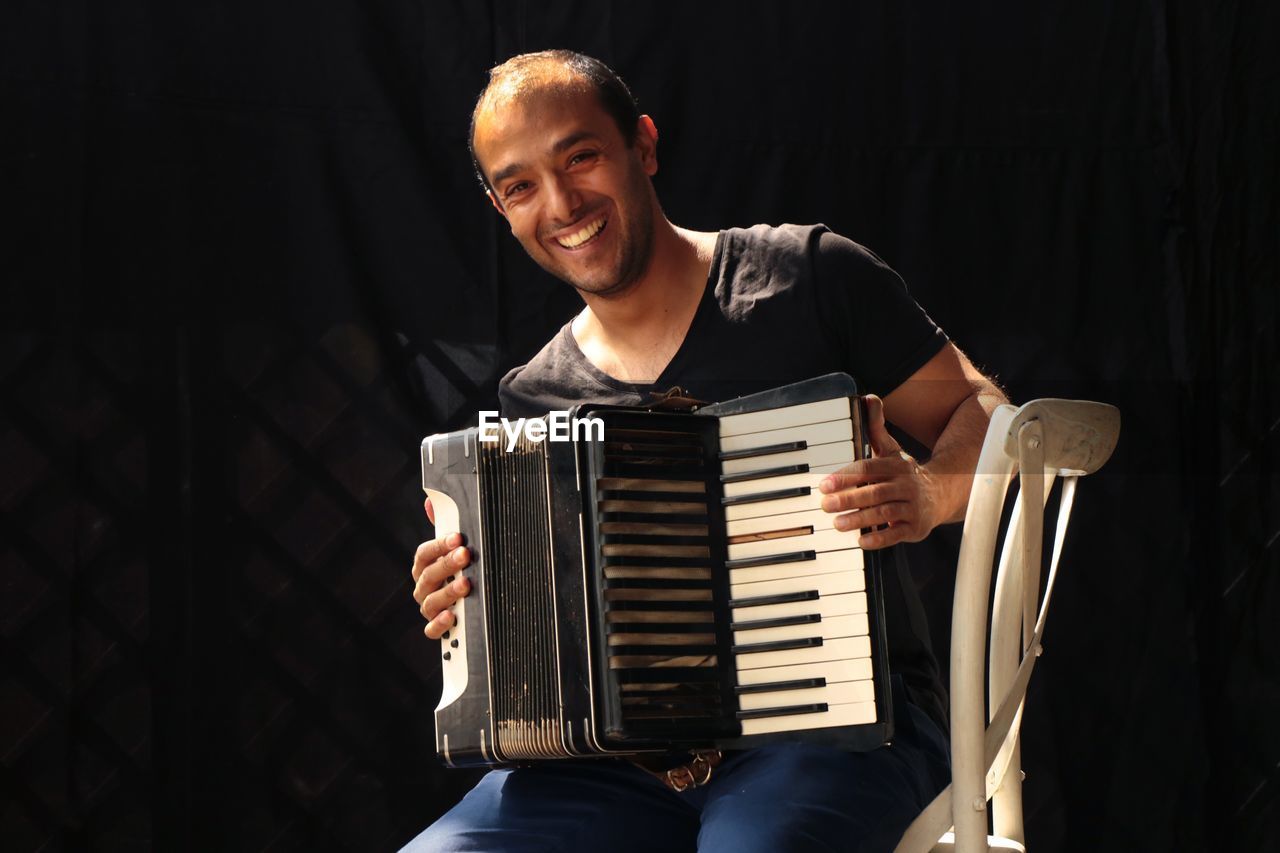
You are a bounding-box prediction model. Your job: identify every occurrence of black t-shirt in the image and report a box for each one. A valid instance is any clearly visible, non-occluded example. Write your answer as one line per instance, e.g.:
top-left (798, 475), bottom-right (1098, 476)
top-left (499, 223), bottom-right (950, 728)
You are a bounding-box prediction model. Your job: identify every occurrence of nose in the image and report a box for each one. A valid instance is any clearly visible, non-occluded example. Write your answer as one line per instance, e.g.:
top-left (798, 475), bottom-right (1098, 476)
top-left (544, 172), bottom-right (583, 225)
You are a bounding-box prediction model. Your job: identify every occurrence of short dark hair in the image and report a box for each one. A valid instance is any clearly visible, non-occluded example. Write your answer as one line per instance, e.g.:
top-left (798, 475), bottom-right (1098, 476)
top-left (468, 50), bottom-right (641, 195)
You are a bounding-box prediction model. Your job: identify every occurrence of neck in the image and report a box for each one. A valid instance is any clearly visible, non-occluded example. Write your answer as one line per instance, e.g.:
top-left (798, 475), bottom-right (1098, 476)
top-left (576, 219), bottom-right (716, 339)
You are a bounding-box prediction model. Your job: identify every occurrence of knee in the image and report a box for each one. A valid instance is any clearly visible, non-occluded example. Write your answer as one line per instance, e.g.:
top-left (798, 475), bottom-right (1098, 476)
top-left (398, 820), bottom-right (458, 853)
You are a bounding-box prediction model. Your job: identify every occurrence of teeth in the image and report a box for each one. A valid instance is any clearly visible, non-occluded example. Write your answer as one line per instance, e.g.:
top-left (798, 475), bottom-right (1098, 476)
top-left (557, 217), bottom-right (606, 249)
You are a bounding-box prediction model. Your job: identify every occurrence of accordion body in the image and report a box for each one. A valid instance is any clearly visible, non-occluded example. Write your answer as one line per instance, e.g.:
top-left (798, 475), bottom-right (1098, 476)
top-left (420, 374), bottom-right (893, 767)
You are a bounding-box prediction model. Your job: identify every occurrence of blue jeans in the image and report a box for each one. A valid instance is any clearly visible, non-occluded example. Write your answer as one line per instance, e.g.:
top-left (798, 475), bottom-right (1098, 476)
top-left (402, 689), bottom-right (949, 853)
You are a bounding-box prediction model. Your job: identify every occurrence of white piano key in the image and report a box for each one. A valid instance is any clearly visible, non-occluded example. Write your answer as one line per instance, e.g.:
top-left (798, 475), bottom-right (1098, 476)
top-left (739, 699), bottom-right (878, 736)
top-left (735, 635), bottom-right (872, 671)
top-left (733, 613), bottom-right (869, 646)
top-left (722, 464), bottom-right (845, 499)
top-left (719, 419), bottom-right (853, 455)
top-left (729, 549), bottom-right (864, 586)
top-left (730, 567), bottom-right (865, 602)
top-left (728, 527), bottom-right (861, 562)
top-left (737, 678), bottom-right (876, 711)
top-left (718, 398), bottom-right (851, 438)
top-left (725, 489), bottom-right (823, 522)
top-left (727, 507), bottom-right (840, 538)
top-left (727, 591), bottom-right (868, 624)
top-left (736, 656), bottom-right (875, 687)
top-left (721, 441), bottom-right (853, 476)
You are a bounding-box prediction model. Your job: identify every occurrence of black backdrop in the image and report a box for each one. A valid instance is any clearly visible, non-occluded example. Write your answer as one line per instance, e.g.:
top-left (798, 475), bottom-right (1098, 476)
top-left (3, 1), bottom-right (1277, 850)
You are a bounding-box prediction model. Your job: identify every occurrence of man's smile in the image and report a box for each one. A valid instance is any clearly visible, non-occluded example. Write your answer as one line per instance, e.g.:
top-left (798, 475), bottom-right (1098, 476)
top-left (553, 214), bottom-right (608, 250)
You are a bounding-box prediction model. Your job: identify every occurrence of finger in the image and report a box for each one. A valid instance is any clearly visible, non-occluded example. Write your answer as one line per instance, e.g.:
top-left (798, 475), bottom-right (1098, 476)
top-left (819, 456), bottom-right (913, 494)
top-left (863, 395), bottom-right (902, 458)
top-left (413, 546), bottom-right (471, 602)
top-left (411, 534), bottom-right (465, 582)
top-left (424, 608), bottom-right (454, 641)
top-left (832, 501), bottom-right (912, 532)
top-left (859, 521), bottom-right (919, 550)
top-left (420, 575), bottom-right (472, 621)
top-left (820, 480), bottom-right (910, 514)
top-left (424, 497), bottom-right (436, 525)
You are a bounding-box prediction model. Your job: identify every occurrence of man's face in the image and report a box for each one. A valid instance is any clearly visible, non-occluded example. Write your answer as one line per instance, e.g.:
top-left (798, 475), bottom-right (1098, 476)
top-left (472, 87), bottom-right (658, 297)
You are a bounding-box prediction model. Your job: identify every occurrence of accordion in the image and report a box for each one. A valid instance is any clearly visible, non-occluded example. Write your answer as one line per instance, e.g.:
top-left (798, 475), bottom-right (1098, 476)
top-left (420, 374), bottom-right (893, 767)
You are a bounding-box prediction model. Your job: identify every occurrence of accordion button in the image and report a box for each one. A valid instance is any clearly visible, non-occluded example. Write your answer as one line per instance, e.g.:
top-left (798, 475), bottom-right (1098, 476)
top-left (442, 652), bottom-right (452, 661)
top-left (451, 639), bottom-right (460, 648)
top-left (442, 631), bottom-right (450, 640)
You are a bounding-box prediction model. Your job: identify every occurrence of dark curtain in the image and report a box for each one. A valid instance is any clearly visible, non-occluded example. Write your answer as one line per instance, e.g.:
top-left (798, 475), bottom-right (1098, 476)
top-left (2, 1), bottom-right (1275, 850)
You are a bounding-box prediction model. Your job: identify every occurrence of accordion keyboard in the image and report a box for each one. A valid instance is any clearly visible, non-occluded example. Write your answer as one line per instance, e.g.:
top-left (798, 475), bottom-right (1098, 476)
top-left (717, 397), bottom-right (879, 735)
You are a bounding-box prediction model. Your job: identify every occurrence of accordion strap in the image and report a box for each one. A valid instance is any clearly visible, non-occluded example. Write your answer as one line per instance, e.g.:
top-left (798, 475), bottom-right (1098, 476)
top-left (632, 749), bottom-right (723, 792)
top-left (645, 386), bottom-right (707, 412)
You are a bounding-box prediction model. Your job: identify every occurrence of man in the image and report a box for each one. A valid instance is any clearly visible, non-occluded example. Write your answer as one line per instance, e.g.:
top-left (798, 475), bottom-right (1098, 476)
top-left (405, 50), bottom-right (1006, 852)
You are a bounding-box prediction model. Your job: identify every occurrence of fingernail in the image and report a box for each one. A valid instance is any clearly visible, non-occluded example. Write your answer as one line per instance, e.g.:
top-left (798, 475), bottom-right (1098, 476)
top-left (452, 547), bottom-right (468, 565)
top-left (821, 495), bottom-right (837, 512)
top-left (452, 577), bottom-right (469, 594)
top-left (819, 478), bottom-right (834, 493)
top-left (440, 610), bottom-right (453, 625)
top-left (446, 532), bottom-right (461, 548)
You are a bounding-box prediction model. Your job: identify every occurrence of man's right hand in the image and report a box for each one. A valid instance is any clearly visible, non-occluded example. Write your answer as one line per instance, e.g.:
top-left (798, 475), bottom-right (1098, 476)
top-left (412, 497), bottom-right (471, 640)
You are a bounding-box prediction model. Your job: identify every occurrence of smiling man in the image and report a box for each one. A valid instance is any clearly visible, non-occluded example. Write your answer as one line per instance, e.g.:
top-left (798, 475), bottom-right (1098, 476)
top-left (404, 50), bottom-right (1007, 853)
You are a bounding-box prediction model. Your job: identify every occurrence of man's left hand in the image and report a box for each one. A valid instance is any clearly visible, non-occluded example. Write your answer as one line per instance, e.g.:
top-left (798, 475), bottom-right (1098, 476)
top-left (818, 394), bottom-right (941, 550)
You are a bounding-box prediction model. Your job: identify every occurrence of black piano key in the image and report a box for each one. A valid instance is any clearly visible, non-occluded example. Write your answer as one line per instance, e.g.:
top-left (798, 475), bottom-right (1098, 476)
top-left (722, 486), bottom-right (812, 507)
top-left (731, 636), bottom-right (824, 655)
top-left (735, 677), bottom-right (827, 695)
top-left (724, 550), bottom-right (815, 570)
top-left (717, 440), bottom-right (807, 462)
top-left (736, 702), bottom-right (829, 721)
top-left (729, 613), bottom-right (821, 631)
top-left (728, 589), bottom-right (820, 609)
top-left (720, 463), bottom-right (809, 485)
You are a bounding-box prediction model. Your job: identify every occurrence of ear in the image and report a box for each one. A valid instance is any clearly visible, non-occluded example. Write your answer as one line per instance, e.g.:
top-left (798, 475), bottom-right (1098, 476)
top-left (635, 115), bottom-right (659, 176)
top-left (486, 190), bottom-right (508, 219)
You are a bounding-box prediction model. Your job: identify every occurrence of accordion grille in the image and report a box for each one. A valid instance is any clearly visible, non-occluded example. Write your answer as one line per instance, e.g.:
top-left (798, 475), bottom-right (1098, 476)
top-left (478, 436), bottom-right (563, 759)
top-left (595, 421), bottom-right (733, 737)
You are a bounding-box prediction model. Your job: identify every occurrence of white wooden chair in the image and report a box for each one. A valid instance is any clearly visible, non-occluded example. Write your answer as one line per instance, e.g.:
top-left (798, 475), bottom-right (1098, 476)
top-left (895, 399), bottom-right (1121, 853)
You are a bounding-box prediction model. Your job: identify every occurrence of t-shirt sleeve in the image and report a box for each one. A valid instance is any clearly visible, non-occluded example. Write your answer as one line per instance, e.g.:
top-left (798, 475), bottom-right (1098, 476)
top-left (497, 364), bottom-right (532, 418)
top-left (811, 229), bottom-right (948, 396)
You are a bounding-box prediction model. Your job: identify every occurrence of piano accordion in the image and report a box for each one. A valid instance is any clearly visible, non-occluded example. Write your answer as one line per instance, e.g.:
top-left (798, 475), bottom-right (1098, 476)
top-left (420, 374), bottom-right (893, 767)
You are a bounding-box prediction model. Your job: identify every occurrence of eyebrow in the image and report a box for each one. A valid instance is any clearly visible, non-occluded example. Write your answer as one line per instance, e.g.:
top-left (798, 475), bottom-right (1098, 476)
top-left (489, 131), bottom-right (602, 188)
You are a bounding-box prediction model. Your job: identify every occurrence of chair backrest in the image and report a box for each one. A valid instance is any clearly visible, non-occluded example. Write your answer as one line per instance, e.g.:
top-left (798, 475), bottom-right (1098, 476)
top-left (895, 399), bottom-right (1120, 853)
